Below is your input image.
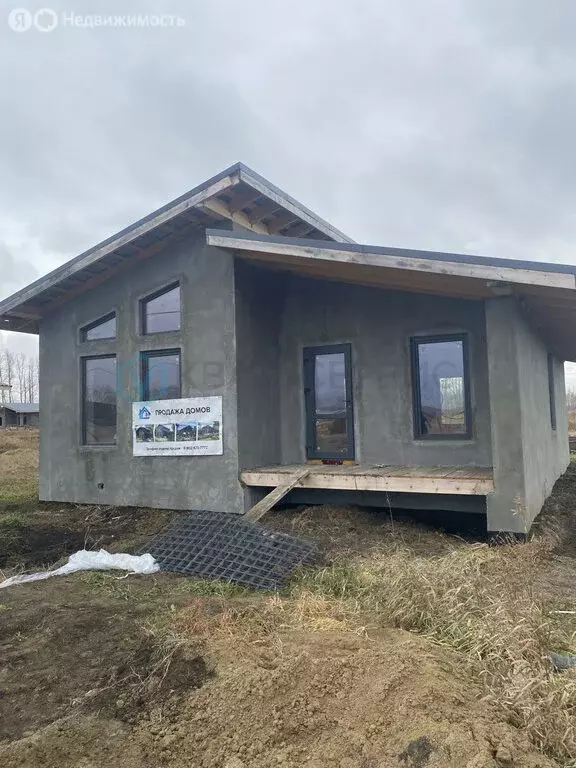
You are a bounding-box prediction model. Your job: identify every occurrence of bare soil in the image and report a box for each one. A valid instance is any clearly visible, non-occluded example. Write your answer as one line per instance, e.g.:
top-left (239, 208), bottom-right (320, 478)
top-left (1, 430), bottom-right (576, 767)
top-left (0, 587), bottom-right (559, 768)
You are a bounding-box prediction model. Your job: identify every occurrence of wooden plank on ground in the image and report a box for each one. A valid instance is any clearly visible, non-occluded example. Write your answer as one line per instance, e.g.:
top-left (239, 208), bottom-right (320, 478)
top-left (244, 468), bottom-right (311, 522)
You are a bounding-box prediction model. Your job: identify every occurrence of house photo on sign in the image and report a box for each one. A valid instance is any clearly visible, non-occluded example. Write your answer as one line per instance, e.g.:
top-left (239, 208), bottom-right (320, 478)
top-left (132, 396), bottom-right (223, 456)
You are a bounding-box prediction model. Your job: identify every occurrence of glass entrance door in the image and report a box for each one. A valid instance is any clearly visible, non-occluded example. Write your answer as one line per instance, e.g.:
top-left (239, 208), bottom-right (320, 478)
top-left (303, 344), bottom-right (355, 460)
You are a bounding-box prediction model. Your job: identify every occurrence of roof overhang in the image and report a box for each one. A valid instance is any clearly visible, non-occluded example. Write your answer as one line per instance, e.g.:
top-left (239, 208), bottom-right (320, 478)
top-left (206, 229), bottom-right (576, 361)
top-left (1, 403), bottom-right (39, 414)
top-left (0, 163), bottom-right (352, 335)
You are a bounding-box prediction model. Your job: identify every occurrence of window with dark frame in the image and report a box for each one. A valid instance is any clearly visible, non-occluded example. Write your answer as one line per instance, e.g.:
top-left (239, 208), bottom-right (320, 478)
top-left (81, 312), bottom-right (116, 342)
top-left (548, 353), bottom-right (557, 430)
top-left (141, 350), bottom-right (181, 401)
top-left (411, 335), bottom-right (472, 439)
top-left (303, 344), bottom-right (355, 460)
top-left (141, 283), bottom-right (181, 335)
top-left (82, 356), bottom-right (117, 445)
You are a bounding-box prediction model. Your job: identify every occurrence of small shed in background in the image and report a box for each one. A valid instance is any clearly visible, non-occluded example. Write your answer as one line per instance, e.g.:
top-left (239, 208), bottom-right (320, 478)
top-left (0, 403), bottom-right (40, 428)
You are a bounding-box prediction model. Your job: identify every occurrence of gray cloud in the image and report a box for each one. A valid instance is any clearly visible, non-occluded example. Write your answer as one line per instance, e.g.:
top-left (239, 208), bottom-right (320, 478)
top-left (2, 0), bottom-right (576, 361)
top-left (0, 242), bottom-right (39, 294)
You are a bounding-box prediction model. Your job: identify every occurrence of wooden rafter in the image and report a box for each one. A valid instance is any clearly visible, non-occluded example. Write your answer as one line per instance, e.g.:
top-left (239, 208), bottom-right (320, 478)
top-left (199, 198), bottom-right (270, 236)
top-left (227, 187), bottom-right (263, 213)
top-left (38, 220), bottom-right (203, 315)
top-left (248, 200), bottom-right (282, 224)
top-left (283, 222), bottom-right (315, 238)
top-left (267, 214), bottom-right (298, 235)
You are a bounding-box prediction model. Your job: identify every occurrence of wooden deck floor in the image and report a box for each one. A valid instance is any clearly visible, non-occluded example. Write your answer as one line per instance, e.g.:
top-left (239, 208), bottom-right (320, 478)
top-left (240, 464), bottom-right (494, 496)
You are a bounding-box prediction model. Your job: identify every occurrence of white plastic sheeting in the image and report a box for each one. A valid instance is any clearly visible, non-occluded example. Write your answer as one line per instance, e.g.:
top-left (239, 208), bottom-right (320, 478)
top-left (0, 549), bottom-right (159, 589)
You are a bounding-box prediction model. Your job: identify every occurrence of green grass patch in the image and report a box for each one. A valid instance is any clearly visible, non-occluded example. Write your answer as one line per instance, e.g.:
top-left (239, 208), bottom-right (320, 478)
top-left (79, 571), bottom-right (254, 601)
top-left (0, 482), bottom-right (38, 505)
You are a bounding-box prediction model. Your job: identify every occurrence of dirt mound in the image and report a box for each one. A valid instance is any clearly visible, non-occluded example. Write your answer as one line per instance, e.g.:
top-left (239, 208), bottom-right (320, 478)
top-left (132, 627), bottom-right (556, 768)
top-left (0, 716), bottom-right (156, 768)
top-left (0, 576), bottom-right (210, 743)
top-left (0, 597), bottom-right (558, 768)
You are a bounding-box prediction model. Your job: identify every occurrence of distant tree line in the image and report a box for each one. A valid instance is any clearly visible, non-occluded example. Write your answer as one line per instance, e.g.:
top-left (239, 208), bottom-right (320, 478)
top-left (567, 388), bottom-right (576, 411)
top-left (0, 350), bottom-right (39, 403)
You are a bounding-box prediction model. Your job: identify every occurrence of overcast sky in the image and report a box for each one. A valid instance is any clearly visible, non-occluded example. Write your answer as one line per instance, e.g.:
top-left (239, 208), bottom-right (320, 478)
top-left (1, 0), bottom-right (576, 380)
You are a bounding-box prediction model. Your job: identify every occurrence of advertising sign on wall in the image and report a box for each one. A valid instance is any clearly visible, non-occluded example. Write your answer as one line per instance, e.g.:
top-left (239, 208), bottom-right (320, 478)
top-left (132, 396), bottom-right (223, 457)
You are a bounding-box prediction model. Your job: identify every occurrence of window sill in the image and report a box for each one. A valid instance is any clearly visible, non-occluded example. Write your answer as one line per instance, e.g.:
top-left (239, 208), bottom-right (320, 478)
top-left (140, 330), bottom-right (182, 339)
top-left (412, 438), bottom-right (476, 446)
top-left (79, 444), bottom-right (118, 452)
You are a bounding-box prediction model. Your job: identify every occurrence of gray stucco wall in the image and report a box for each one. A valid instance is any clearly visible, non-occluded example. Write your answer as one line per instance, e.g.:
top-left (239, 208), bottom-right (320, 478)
top-left (278, 274), bottom-right (492, 467)
top-left (39, 234), bottom-right (246, 513)
top-left (486, 297), bottom-right (569, 532)
top-left (37, 247), bottom-right (570, 529)
top-left (234, 261), bottom-right (283, 471)
top-left (234, 262), bottom-right (285, 509)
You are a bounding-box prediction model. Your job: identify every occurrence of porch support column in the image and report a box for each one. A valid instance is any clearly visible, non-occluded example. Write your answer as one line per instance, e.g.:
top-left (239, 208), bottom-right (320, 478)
top-left (485, 297), bottom-right (528, 533)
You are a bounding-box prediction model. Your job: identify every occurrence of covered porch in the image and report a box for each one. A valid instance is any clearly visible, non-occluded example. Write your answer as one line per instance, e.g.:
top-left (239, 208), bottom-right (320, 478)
top-left (241, 464), bottom-right (495, 497)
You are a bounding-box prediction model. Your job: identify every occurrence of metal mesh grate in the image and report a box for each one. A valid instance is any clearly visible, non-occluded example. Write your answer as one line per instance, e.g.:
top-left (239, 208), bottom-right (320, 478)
top-left (143, 511), bottom-right (320, 590)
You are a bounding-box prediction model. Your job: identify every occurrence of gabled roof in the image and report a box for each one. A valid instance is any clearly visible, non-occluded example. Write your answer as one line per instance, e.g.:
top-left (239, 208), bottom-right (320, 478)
top-left (2, 403), bottom-right (39, 413)
top-left (206, 229), bottom-right (576, 361)
top-left (0, 163), bottom-right (353, 335)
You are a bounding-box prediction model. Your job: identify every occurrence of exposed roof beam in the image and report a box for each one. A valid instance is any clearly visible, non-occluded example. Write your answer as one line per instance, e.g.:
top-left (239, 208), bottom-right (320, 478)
top-left (40, 221), bottom-right (202, 316)
top-left (0, 172), bottom-right (241, 317)
top-left (238, 164), bottom-right (354, 243)
top-left (227, 187), bottom-right (263, 213)
top-left (6, 309), bottom-right (42, 320)
top-left (283, 223), bottom-right (315, 238)
top-left (248, 200), bottom-right (282, 224)
top-left (1, 316), bottom-right (38, 334)
top-left (199, 198), bottom-right (270, 235)
top-left (267, 214), bottom-right (297, 235)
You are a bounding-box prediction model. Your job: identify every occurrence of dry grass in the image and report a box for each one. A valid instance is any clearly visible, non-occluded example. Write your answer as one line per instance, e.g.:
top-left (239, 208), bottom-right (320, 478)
top-left (0, 428), bottom-right (39, 503)
top-left (298, 542), bottom-right (576, 765)
top-left (4, 427), bottom-right (576, 763)
top-left (175, 536), bottom-right (576, 765)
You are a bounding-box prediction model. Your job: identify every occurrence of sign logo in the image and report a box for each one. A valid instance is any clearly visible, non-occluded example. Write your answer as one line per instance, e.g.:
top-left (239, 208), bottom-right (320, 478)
top-left (138, 406), bottom-right (151, 419)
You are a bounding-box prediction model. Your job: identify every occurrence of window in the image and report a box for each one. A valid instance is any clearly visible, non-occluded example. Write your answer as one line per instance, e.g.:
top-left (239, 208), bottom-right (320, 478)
top-left (303, 344), bottom-right (355, 460)
top-left (411, 335), bottom-right (471, 439)
top-left (548, 353), bottom-right (557, 430)
top-left (141, 283), bottom-right (180, 334)
top-left (82, 356), bottom-right (117, 445)
top-left (141, 350), bottom-right (181, 401)
top-left (81, 313), bottom-right (116, 342)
